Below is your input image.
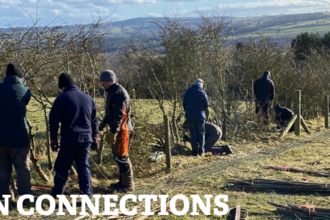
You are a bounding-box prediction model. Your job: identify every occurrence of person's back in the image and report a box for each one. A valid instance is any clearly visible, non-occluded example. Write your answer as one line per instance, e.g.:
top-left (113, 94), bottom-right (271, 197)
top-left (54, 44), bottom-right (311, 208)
top-left (50, 85), bottom-right (97, 145)
top-left (183, 82), bottom-right (209, 122)
top-left (0, 64), bottom-right (32, 198)
top-left (205, 122), bottom-right (222, 140)
top-left (0, 75), bottom-right (30, 148)
top-left (49, 73), bottom-right (98, 198)
top-left (183, 79), bottom-right (209, 156)
top-left (274, 104), bottom-right (294, 130)
top-left (254, 70), bottom-right (275, 102)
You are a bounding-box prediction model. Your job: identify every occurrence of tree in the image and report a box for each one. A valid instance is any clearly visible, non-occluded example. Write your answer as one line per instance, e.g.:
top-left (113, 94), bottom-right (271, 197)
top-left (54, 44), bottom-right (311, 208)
top-left (0, 6), bottom-right (110, 180)
top-left (291, 32), bottom-right (322, 60)
top-left (321, 31), bottom-right (330, 50)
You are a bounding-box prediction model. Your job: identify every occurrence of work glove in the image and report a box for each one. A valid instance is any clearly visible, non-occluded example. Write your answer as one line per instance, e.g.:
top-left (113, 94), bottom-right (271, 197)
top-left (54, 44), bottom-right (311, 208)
top-left (50, 139), bottom-right (59, 152)
top-left (105, 131), bottom-right (117, 145)
top-left (99, 122), bottom-right (107, 132)
top-left (91, 142), bottom-right (98, 151)
top-left (91, 136), bottom-right (99, 151)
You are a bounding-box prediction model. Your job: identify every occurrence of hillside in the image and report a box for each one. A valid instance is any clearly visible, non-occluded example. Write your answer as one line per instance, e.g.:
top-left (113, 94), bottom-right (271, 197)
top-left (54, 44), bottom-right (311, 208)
top-left (101, 12), bottom-right (330, 51)
top-left (1, 12), bottom-right (329, 51)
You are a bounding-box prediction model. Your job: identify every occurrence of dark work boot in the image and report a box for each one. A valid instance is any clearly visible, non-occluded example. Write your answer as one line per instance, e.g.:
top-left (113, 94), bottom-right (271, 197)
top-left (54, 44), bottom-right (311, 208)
top-left (110, 171), bottom-right (123, 189)
top-left (109, 172), bottom-right (124, 193)
top-left (109, 181), bottom-right (122, 189)
top-left (113, 184), bottom-right (134, 193)
top-left (108, 185), bottom-right (134, 194)
top-left (120, 163), bottom-right (134, 193)
top-left (109, 158), bottom-right (134, 194)
top-left (222, 145), bottom-right (233, 154)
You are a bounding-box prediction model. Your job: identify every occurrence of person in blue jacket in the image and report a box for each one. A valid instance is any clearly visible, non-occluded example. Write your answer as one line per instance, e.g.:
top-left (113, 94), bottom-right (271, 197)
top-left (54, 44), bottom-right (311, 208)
top-left (183, 78), bottom-right (209, 156)
top-left (0, 64), bottom-right (32, 199)
top-left (49, 73), bottom-right (99, 198)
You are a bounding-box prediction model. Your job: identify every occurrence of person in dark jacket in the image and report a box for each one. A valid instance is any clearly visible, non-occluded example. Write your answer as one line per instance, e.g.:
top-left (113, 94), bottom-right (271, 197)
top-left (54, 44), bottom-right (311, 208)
top-left (253, 70), bottom-right (275, 119)
top-left (49, 73), bottom-right (99, 198)
top-left (274, 104), bottom-right (294, 132)
top-left (99, 70), bottom-right (134, 193)
top-left (183, 79), bottom-right (209, 156)
top-left (183, 121), bottom-right (232, 155)
top-left (0, 64), bottom-right (32, 199)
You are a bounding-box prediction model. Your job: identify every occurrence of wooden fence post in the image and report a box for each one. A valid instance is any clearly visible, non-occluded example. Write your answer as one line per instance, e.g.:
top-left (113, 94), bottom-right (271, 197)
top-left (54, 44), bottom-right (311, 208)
top-left (279, 114), bottom-right (298, 139)
top-left (294, 90), bottom-right (301, 136)
top-left (325, 96), bottom-right (329, 128)
top-left (164, 115), bottom-right (172, 171)
top-left (235, 205), bottom-right (241, 220)
top-left (301, 116), bottom-right (311, 134)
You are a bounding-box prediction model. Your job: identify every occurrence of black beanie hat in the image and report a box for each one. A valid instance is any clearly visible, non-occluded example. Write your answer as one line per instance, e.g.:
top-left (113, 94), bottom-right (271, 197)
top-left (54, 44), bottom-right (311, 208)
top-left (58, 73), bottom-right (74, 89)
top-left (6, 63), bottom-right (24, 78)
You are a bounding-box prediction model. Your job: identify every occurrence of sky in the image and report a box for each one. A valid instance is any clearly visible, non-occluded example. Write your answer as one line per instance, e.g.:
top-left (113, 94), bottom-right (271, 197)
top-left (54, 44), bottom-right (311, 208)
top-left (1, 0), bottom-right (330, 27)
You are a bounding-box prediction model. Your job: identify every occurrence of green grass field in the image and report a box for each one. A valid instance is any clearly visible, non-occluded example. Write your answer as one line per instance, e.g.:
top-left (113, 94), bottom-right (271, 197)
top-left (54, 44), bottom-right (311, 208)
top-left (3, 98), bottom-right (330, 219)
top-left (237, 17), bottom-right (330, 38)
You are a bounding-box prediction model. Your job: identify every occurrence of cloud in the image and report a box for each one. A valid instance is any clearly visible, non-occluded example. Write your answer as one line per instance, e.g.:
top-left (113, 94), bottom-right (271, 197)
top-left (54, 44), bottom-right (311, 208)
top-left (1, 0), bottom-right (330, 27)
top-left (148, 12), bottom-right (163, 17)
top-left (163, 0), bottom-right (202, 1)
top-left (0, 0), bottom-right (21, 4)
top-left (130, 0), bottom-right (157, 4)
top-left (52, 9), bottom-right (62, 15)
top-left (170, 2), bottom-right (183, 6)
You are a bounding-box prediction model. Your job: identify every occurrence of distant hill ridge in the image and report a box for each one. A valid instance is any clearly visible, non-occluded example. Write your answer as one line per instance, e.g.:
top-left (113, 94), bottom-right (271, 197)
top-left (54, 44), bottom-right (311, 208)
top-left (1, 12), bottom-right (329, 51)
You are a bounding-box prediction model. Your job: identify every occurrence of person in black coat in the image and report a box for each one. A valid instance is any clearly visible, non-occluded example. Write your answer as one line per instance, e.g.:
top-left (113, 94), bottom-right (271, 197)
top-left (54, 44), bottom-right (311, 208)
top-left (49, 73), bottom-right (99, 198)
top-left (274, 104), bottom-right (294, 132)
top-left (253, 70), bottom-right (275, 119)
top-left (99, 70), bottom-right (134, 193)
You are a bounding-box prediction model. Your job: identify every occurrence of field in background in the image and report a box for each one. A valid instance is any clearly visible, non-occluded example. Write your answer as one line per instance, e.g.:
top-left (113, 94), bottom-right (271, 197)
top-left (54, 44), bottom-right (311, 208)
top-left (7, 97), bottom-right (327, 219)
top-left (33, 11), bottom-right (329, 52)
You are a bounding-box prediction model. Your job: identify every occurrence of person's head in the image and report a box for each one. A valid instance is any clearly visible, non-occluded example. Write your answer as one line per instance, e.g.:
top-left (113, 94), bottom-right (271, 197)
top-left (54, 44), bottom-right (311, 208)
top-left (273, 104), bottom-right (281, 113)
top-left (58, 73), bottom-right (74, 93)
top-left (6, 63), bottom-right (25, 82)
top-left (194, 78), bottom-right (204, 88)
top-left (100, 70), bottom-right (116, 90)
top-left (263, 70), bottom-right (271, 78)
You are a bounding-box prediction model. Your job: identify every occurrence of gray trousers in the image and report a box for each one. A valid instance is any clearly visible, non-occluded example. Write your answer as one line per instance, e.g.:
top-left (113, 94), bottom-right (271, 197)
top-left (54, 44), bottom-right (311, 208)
top-left (205, 132), bottom-right (226, 154)
top-left (0, 147), bottom-right (32, 196)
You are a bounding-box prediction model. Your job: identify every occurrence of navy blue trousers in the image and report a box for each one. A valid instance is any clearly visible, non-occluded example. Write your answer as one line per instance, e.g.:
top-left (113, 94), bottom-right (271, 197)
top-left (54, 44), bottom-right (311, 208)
top-left (51, 143), bottom-right (92, 197)
top-left (187, 121), bottom-right (205, 156)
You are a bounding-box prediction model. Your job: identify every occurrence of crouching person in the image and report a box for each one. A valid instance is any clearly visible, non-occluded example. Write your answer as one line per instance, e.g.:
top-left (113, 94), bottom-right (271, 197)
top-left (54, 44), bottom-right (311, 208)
top-left (0, 64), bottom-right (33, 199)
top-left (49, 73), bottom-right (99, 198)
top-left (274, 104), bottom-right (294, 132)
top-left (99, 70), bottom-right (134, 193)
top-left (183, 121), bottom-right (232, 155)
